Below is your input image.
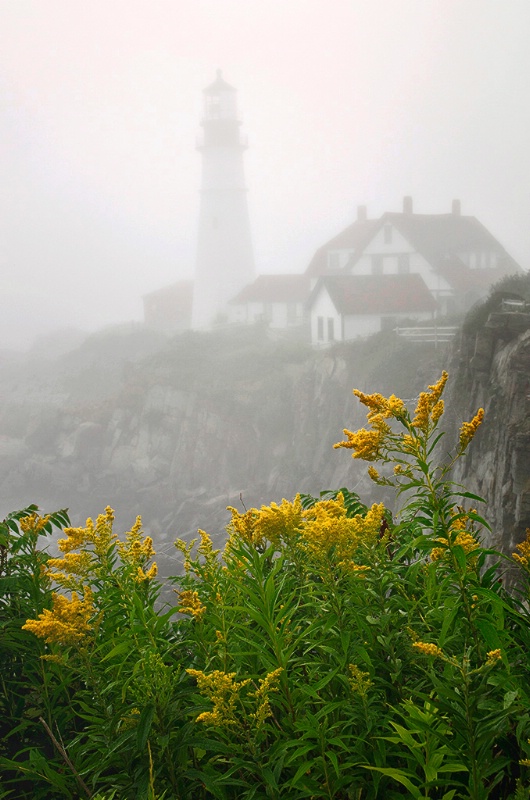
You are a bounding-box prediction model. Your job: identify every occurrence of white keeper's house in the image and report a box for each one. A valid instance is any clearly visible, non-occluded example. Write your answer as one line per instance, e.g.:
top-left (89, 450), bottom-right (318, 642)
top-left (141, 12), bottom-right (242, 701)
top-left (303, 197), bottom-right (521, 346)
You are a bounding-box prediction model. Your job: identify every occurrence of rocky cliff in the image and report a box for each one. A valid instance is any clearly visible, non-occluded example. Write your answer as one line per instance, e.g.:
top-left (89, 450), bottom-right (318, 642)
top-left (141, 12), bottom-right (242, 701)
top-left (444, 309), bottom-right (530, 559)
top-left (0, 307), bottom-right (527, 565)
top-left (0, 326), bottom-right (446, 556)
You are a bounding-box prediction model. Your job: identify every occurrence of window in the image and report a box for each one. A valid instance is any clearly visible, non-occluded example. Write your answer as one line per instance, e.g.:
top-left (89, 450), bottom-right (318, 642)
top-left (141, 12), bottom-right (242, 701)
top-left (397, 254), bottom-right (410, 274)
top-left (317, 316), bottom-right (324, 341)
top-left (371, 255), bottom-right (384, 275)
top-left (384, 224), bottom-right (392, 244)
top-left (327, 318), bottom-right (335, 341)
top-left (263, 303), bottom-right (273, 321)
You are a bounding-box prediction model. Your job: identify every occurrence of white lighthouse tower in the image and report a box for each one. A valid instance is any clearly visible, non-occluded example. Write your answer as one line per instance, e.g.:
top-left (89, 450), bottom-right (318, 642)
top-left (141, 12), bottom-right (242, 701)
top-left (191, 71), bottom-right (255, 329)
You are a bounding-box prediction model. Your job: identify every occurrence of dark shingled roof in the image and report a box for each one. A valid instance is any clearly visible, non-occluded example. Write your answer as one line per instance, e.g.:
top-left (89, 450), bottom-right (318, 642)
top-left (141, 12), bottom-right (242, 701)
top-left (230, 274), bottom-right (310, 304)
top-left (373, 212), bottom-right (520, 273)
top-left (306, 210), bottom-right (521, 282)
top-left (309, 274), bottom-right (438, 315)
top-left (305, 219), bottom-right (379, 276)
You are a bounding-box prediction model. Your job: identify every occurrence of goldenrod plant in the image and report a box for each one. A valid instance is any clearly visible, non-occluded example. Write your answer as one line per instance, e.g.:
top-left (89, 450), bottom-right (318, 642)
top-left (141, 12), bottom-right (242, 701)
top-left (2, 374), bottom-right (530, 798)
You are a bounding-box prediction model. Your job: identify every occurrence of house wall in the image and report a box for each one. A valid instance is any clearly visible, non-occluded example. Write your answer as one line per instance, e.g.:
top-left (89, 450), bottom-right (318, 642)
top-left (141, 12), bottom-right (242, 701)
top-left (343, 315), bottom-right (380, 339)
top-left (343, 230), bottom-right (452, 313)
top-left (310, 288), bottom-right (342, 345)
top-left (228, 301), bottom-right (305, 328)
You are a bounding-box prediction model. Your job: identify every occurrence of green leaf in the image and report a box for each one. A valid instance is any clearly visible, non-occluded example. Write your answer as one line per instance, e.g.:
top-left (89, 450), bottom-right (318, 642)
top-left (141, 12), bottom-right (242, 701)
top-left (364, 766), bottom-right (423, 799)
top-left (136, 703), bottom-right (155, 750)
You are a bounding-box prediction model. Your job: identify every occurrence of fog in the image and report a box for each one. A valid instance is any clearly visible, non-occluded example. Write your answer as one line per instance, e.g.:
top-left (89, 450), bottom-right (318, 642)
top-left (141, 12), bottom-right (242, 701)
top-left (1, 0), bottom-right (529, 349)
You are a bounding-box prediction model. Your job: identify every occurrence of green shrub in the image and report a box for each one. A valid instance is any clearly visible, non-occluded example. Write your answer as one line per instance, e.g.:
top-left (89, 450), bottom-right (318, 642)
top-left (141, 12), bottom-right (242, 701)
top-left (2, 373), bottom-right (530, 798)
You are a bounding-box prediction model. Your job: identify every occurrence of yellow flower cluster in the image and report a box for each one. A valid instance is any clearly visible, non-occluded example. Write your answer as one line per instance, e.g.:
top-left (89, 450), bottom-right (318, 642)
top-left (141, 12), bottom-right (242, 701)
top-left (20, 513), bottom-right (51, 534)
top-left (197, 529), bottom-right (220, 560)
top-left (118, 516), bottom-right (155, 565)
top-left (23, 588), bottom-right (94, 646)
top-left (175, 589), bottom-right (206, 620)
top-left (136, 563), bottom-right (158, 582)
top-left (512, 528), bottom-right (530, 568)
top-left (333, 427), bottom-right (384, 461)
top-left (223, 492), bottom-right (385, 572)
top-left (348, 663), bottom-right (372, 698)
top-left (250, 667), bottom-right (283, 729)
top-left (412, 372), bottom-right (448, 432)
top-left (300, 496), bottom-right (385, 569)
top-left (459, 408), bottom-right (485, 450)
top-left (413, 641), bottom-right (444, 658)
top-left (430, 516), bottom-right (480, 562)
top-left (486, 649), bottom-right (502, 663)
top-left (58, 506), bottom-right (117, 560)
top-left (53, 508), bottom-right (157, 585)
top-left (353, 390), bottom-right (406, 421)
top-left (226, 496), bottom-right (303, 549)
top-left (46, 551), bottom-right (95, 590)
top-left (187, 669), bottom-right (251, 727)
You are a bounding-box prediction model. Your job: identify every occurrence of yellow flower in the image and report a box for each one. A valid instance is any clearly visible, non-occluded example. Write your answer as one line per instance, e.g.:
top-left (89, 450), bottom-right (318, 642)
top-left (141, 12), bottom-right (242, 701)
top-left (175, 589), bottom-right (206, 620)
top-left (412, 392), bottom-right (431, 431)
top-left (431, 400), bottom-right (444, 424)
top-left (250, 667), bottom-right (283, 729)
top-left (136, 562), bottom-right (158, 582)
top-left (401, 434), bottom-right (419, 453)
top-left (459, 408), bottom-right (484, 449)
top-left (20, 513), bottom-right (51, 534)
top-left (353, 390), bottom-right (406, 420)
top-left (23, 588), bottom-right (94, 646)
top-left (47, 551), bottom-right (94, 581)
top-left (513, 528), bottom-right (530, 567)
top-left (299, 497), bottom-right (385, 570)
top-left (413, 641), bottom-right (444, 658)
top-left (348, 664), bottom-right (372, 698)
top-left (486, 649), bottom-right (502, 663)
top-left (57, 525), bottom-right (89, 554)
top-left (187, 669), bottom-right (251, 727)
top-left (226, 496), bottom-right (303, 549)
top-left (197, 529), bottom-right (220, 560)
top-left (367, 466), bottom-right (380, 482)
top-left (412, 372), bottom-right (448, 431)
top-left (431, 512), bottom-right (480, 562)
top-left (333, 428), bottom-right (384, 461)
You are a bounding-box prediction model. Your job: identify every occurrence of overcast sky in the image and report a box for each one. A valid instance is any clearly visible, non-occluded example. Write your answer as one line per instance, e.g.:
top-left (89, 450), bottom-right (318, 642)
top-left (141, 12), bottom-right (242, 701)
top-left (1, 0), bottom-right (529, 349)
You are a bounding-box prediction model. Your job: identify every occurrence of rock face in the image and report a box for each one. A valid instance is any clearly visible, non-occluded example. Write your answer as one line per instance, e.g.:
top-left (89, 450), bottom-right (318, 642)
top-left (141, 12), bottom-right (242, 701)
top-left (444, 313), bottom-right (530, 559)
top-left (1, 314), bottom-right (527, 565)
top-left (0, 327), bottom-right (448, 554)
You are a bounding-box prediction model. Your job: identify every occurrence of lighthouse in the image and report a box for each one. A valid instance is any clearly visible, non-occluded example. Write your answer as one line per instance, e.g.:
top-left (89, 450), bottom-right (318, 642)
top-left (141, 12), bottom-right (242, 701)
top-left (191, 71), bottom-right (255, 329)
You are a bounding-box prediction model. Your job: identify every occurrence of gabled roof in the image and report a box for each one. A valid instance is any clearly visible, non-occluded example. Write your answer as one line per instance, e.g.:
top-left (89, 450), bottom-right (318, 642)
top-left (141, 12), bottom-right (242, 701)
top-left (305, 219), bottom-right (379, 277)
top-left (309, 274), bottom-right (438, 316)
top-left (369, 212), bottom-right (520, 273)
top-left (306, 207), bottom-right (522, 281)
top-left (230, 274), bottom-right (310, 304)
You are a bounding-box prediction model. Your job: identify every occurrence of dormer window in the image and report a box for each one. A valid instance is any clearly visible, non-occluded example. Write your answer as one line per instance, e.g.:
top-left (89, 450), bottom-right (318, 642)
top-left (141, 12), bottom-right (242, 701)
top-left (384, 224), bottom-right (392, 244)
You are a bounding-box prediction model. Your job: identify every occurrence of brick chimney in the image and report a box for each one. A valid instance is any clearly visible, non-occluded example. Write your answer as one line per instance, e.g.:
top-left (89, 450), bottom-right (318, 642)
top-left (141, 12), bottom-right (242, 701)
top-left (452, 199), bottom-right (461, 216)
top-left (403, 196), bottom-right (413, 214)
top-left (357, 205), bottom-right (367, 222)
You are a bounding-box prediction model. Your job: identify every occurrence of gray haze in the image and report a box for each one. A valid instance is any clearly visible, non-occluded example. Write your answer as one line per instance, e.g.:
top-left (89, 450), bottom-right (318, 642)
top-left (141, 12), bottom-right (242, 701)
top-left (1, 0), bottom-right (530, 349)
